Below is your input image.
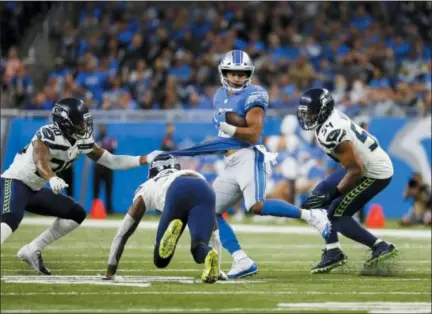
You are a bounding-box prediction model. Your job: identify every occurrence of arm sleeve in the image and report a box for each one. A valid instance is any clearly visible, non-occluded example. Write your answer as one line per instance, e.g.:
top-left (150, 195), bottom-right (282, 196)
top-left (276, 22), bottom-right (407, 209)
top-left (96, 150), bottom-right (141, 170)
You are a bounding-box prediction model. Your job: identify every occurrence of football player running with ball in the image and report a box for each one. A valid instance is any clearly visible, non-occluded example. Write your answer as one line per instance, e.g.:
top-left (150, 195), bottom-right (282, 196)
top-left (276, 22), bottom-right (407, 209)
top-left (0, 98), bottom-right (147, 275)
top-left (211, 50), bottom-right (332, 279)
top-left (103, 155), bottom-right (219, 283)
top-left (297, 88), bottom-right (399, 274)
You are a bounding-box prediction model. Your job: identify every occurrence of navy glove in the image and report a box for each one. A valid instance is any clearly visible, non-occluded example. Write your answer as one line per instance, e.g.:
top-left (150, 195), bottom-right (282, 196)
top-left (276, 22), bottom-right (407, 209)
top-left (302, 187), bottom-right (342, 209)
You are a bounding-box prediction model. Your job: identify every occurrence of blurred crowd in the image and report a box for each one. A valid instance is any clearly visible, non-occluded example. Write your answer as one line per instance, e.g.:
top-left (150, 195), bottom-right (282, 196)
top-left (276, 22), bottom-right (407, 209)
top-left (1, 2), bottom-right (431, 118)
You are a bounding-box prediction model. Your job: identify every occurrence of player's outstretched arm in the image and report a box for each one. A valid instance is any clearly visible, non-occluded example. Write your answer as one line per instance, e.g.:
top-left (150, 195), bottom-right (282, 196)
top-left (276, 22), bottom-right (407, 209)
top-left (87, 143), bottom-right (146, 169)
top-left (104, 196), bottom-right (147, 279)
top-left (230, 107), bottom-right (265, 144)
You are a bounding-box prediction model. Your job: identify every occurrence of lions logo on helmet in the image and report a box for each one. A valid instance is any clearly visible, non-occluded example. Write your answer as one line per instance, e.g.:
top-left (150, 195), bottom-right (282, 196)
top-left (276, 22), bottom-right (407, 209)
top-left (297, 88), bottom-right (335, 131)
top-left (148, 155), bottom-right (181, 179)
top-left (218, 50), bottom-right (255, 92)
top-left (52, 97), bottom-right (93, 139)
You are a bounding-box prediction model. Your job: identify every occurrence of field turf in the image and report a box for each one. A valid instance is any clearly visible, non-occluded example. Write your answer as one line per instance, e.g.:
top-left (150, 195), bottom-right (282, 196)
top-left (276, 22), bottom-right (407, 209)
top-left (1, 216), bottom-right (431, 313)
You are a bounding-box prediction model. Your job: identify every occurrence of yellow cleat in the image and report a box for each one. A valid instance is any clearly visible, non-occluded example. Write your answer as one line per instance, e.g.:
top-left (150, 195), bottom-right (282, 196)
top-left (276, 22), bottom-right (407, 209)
top-left (201, 249), bottom-right (219, 284)
top-left (159, 219), bottom-right (183, 259)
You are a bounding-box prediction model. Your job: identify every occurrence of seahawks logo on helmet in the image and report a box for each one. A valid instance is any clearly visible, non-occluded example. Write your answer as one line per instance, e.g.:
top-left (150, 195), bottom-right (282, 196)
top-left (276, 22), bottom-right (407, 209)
top-left (148, 155), bottom-right (181, 179)
top-left (52, 97), bottom-right (93, 139)
top-left (297, 88), bottom-right (335, 131)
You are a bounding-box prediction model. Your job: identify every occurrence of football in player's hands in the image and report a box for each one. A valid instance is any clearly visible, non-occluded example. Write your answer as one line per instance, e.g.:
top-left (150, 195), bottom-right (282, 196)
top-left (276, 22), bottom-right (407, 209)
top-left (226, 112), bottom-right (247, 127)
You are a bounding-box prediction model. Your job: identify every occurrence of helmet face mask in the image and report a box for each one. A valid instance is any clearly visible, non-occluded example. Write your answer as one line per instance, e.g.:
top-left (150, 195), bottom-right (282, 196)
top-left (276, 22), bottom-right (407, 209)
top-left (297, 89), bottom-right (335, 131)
top-left (219, 50), bottom-right (255, 92)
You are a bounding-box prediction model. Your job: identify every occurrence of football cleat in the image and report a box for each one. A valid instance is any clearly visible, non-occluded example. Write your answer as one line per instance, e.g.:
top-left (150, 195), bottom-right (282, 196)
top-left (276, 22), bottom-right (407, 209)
top-left (227, 257), bottom-right (258, 279)
top-left (311, 248), bottom-right (348, 274)
top-left (307, 209), bottom-right (332, 239)
top-left (364, 241), bottom-right (399, 268)
top-left (159, 219), bottom-right (183, 259)
top-left (218, 270), bottom-right (228, 281)
top-left (17, 245), bottom-right (51, 275)
top-left (201, 249), bottom-right (219, 284)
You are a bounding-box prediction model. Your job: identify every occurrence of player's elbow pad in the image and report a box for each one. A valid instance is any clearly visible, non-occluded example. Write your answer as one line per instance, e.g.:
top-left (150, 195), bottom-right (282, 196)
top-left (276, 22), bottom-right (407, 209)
top-left (96, 150), bottom-right (141, 170)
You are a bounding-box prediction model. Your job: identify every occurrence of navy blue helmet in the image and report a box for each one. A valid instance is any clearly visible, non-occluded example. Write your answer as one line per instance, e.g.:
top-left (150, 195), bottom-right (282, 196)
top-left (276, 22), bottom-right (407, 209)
top-left (148, 154), bottom-right (181, 179)
top-left (297, 88), bottom-right (335, 130)
top-left (52, 97), bottom-right (93, 139)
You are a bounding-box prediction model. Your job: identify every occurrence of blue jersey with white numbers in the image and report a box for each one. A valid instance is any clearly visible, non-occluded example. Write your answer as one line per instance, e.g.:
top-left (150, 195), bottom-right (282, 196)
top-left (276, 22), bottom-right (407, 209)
top-left (213, 84), bottom-right (269, 144)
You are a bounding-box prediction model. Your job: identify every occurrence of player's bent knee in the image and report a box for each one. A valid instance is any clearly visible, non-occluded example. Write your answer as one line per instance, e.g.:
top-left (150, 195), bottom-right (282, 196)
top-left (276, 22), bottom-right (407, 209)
top-left (69, 204), bottom-right (87, 224)
top-left (0, 213), bottom-right (23, 232)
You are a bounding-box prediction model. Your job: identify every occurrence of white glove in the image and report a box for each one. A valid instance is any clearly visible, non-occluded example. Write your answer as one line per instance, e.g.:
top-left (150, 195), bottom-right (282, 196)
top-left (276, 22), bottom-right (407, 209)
top-left (49, 176), bottom-right (69, 194)
top-left (146, 150), bottom-right (163, 164)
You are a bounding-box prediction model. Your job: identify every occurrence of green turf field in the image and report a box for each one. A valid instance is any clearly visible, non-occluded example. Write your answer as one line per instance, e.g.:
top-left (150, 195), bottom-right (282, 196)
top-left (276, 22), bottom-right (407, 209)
top-left (1, 217), bottom-right (431, 313)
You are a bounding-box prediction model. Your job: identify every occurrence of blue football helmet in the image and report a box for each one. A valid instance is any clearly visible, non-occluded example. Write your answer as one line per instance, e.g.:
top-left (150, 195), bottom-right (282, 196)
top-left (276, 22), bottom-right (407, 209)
top-left (218, 50), bottom-right (255, 92)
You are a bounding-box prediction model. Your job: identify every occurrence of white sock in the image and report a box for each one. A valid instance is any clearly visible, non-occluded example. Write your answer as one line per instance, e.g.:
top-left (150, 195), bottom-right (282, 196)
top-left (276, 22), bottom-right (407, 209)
top-left (108, 213), bottom-right (137, 266)
top-left (300, 209), bottom-right (311, 221)
top-left (326, 242), bottom-right (341, 250)
top-left (1, 222), bottom-right (13, 245)
top-left (28, 218), bottom-right (80, 252)
top-left (212, 230), bottom-right (222, 272)
top-left (232, 250), bottom-right (247, 261)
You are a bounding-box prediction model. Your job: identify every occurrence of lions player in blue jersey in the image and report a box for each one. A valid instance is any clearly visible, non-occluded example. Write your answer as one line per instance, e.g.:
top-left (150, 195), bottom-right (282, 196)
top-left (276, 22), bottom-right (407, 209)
top-left (211, 50), bottom-right (332, 278)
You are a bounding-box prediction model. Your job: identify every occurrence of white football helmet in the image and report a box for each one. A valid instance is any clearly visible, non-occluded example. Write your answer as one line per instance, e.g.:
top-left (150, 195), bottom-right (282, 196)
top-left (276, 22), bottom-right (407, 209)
top-left (218, 50), bottom-right (255, 92)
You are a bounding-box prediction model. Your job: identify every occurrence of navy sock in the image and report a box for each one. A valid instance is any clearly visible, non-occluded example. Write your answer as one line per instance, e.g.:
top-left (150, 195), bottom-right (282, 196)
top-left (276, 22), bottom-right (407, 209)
top-left (261, 199), bottom-right (301, 218)
top-left (191, 244), bottom-right (212, 264)
top-left (217, 215), bottom-right (241, 255)
top-left (333, 216), bottom-right (377, 248)
top-left (325, 228), bottom-right (340, 245)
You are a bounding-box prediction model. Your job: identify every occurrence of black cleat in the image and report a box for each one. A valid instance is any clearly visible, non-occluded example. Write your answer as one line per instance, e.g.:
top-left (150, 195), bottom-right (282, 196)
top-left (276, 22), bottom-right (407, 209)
top-left (364, 242), bottom-right (399, 268)
top-left (311, 248), bottom-right (348, 274)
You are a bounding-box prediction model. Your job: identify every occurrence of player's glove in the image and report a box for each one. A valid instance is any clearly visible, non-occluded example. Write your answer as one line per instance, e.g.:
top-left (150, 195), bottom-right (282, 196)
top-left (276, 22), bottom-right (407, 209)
top-left (49, 176), bottom-right (69, 194)
top-left (302, 188), bottom-right (342, 209)
top-left (146, 150), bottom-right (163, 164)
top-left (212, 110), bottom-right (227, 129)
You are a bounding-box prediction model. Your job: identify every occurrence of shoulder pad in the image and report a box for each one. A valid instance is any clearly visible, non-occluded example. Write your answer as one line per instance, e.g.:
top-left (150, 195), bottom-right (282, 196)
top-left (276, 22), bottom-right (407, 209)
top-left (77, 137), bottom-right (95, 152)
top-left (36, 125), bottom-right (69, 150)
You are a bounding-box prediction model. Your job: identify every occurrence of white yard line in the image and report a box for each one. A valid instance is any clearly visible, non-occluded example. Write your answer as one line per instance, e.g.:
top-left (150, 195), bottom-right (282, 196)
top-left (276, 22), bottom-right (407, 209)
top-left (2, 291), bottom-right (430, 296)
top-left (20, 217), bottom-right (432, 240)
top-left (3, 243), bottom-right (431, 250)
top-left (1, 260), bottom-right (430, 265)
top-left (277, 302), bottom-right (432, 313)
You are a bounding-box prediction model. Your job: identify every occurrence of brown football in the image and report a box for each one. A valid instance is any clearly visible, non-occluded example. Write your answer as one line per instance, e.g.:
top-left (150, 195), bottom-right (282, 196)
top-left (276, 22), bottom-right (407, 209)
top-left (226, 111), bottom-right (247, 127)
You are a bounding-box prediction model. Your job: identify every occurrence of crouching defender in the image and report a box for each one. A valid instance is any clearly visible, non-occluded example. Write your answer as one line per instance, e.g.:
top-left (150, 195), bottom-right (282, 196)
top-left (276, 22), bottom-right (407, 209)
top-left (103, 155), bottom-right (220, 283)
top-left (297, 88), bottom-right (399, 274)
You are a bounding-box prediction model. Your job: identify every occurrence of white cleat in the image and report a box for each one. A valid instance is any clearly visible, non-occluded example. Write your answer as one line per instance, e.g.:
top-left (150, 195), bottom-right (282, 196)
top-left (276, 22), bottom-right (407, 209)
top-left (308, 209), bottom-right (332, 240)
top-left (218, 270), bottom-right (228, 281)
top-left (17, 245), bottom-right (51, 275)
top-left (227, 257), bottom-right (258, 279)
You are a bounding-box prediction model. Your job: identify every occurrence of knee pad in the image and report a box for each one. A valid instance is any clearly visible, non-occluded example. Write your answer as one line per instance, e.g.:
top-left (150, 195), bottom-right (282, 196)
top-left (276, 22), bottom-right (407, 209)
top-left (0, 213), bottom-right (23, 232)
top-left (69, 204), bottom-right (87, 224)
